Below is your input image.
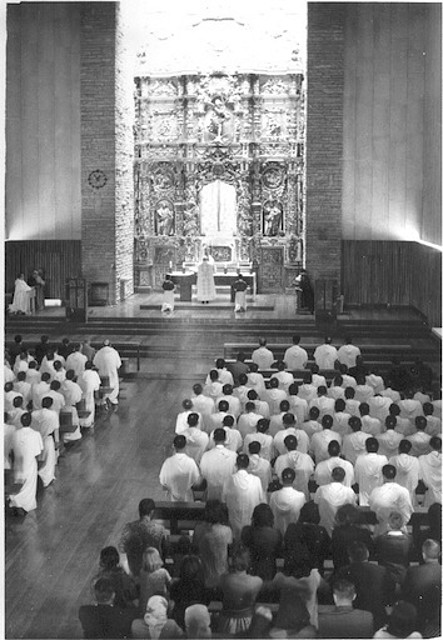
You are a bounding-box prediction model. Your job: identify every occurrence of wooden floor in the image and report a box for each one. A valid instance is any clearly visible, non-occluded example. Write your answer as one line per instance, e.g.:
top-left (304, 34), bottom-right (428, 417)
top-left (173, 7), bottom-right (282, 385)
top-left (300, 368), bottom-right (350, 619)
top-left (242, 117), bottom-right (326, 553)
top-left (3, 296), bottom-right (441, 639)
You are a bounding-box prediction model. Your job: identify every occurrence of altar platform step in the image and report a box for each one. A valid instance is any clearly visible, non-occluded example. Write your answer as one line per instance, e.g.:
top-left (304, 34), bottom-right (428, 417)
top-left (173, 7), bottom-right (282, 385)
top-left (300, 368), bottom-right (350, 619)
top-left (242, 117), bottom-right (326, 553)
top-left (139, 301), bottom-right (274, 311)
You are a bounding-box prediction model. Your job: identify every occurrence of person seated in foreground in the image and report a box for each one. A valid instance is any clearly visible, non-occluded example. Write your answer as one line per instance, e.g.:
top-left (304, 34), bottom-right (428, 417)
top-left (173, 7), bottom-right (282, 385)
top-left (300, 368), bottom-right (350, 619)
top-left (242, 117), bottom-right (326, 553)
top-left (131, 595), bottom-right (184, 639)
top-left (373, 600), bottom-right (423, 639)
top-left (79, 578), bottom-right (137, 639)
top-left (317, 576), bottom-right (373, 638)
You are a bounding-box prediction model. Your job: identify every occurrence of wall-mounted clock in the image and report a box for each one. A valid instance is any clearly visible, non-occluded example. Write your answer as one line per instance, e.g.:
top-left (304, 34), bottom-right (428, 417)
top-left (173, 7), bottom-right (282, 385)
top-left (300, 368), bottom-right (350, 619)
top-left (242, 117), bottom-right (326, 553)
top-left (88, 169), bottom-right (108, 190)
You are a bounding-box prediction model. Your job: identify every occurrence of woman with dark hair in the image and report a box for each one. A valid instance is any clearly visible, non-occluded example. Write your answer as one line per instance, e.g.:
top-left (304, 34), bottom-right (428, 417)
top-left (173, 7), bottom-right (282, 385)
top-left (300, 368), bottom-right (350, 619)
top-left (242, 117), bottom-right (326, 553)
top-left (91, 546), bottom-right (137, 609)
top-left (193, 500), bottom-right (233, 589)
top-left (241, 503), bottom-right (283, 580)
top-left (417, 502), bottom-right (442, 549)
top-left (373, 601), bottom-right (422, 638)
top-left (169, 555), bottom-right (209, 629)
top-left (218, 545), bottom-right (263, 636)
top-left (331, 503), bottom-right (374, 570)
top-left (269, 588), bottom-right (317, 638)
top-left (284, 501), bottom-right (330, 574)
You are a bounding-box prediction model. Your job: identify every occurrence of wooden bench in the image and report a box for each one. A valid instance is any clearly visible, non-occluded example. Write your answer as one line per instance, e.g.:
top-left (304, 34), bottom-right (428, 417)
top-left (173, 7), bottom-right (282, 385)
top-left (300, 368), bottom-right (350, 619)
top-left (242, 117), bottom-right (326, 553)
top-left (152, 501), bottom-right (428, 545)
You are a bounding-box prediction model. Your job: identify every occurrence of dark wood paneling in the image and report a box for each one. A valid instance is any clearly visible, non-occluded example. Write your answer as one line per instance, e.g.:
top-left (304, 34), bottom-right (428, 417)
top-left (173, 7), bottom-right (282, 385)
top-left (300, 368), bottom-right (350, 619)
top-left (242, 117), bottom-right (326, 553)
top-left (342, 240), bottom-right (442, 326)
top-left (5, 240), bottom-right (82, 299)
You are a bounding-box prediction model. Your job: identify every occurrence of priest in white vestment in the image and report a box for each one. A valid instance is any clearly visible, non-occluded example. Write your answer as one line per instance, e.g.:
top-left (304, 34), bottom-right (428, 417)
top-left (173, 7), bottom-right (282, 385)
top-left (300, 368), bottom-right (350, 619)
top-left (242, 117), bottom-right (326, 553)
top-left (274, 434), bottom-right (315, 499)
top-left (9, 274), bottom-right (32, 315)
top-left (314, 467), bottom-right (357, 535)
top-left (93, 339), bottom-right (122, 406)
top-left (314, 441), bottom-right (354, 487)
top-left (368, 464), bottom-right (414, 535)
top-left (61, 371), bottom-right (83, 442)
top-left (222, 453), bottom-right (264, 539)
top-left (159, 435), bottom-right (200, 502)
top-left (389, 439), bottom-right (420, 504)
top-left (196, 256), bottom-right (216, 303)
top-left (247, 441), bottom-right (272, 493)
top-left (78, 362), bottom-right (101, 428)
top-left (9, 413), bottom-right (43, 513)
top-left (182, 413), bottom-right (209, 463)
top-left (269, 467), bottom-right (306, 534)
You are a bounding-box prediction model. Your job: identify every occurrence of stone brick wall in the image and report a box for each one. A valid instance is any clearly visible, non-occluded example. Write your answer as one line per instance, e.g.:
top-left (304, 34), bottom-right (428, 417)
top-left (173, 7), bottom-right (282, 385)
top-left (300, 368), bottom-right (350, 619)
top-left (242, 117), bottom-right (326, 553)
top-left (80, 2), bottom-right (134, 303)
top-left (305, 3), bottom-right (345, 285)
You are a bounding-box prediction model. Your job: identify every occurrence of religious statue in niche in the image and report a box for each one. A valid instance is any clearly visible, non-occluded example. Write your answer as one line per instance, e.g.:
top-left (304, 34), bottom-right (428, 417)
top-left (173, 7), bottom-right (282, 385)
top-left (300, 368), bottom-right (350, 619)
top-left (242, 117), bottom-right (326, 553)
top-left (204, 96), bottom-right (234, 144)
top-left (155, 200), bottom-right (175, 236)
top-left (263, 200), bottom-right (283, 236)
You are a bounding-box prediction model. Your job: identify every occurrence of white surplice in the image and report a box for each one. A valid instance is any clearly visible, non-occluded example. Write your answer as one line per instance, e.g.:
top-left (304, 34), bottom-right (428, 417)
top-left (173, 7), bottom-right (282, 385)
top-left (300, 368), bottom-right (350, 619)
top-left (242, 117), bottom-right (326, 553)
top-left (270, 486), bottom-right (306, 534)
top-left (200, 445), bottom-right (237, 500)
top-left (78, 369), bottom-right (101, 427)
top-left (9, 278), bottom-right (32, 314)
top-left (418, 451), bottom-right (442, 507)
top-left (354, 452), bottom-right (388, 506)
top-left (314, 482), bottom-right (357, 535)
top-left (369, 481), bottom-right (414, 535)
top-left (31, 408), bottom-right (59, 487)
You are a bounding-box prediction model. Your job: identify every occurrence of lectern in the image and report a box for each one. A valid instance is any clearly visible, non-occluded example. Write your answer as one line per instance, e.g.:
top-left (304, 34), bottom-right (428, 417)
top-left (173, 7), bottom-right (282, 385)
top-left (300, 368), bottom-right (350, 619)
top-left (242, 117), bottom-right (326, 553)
top-left (65, 278), bottom-right (88, 323)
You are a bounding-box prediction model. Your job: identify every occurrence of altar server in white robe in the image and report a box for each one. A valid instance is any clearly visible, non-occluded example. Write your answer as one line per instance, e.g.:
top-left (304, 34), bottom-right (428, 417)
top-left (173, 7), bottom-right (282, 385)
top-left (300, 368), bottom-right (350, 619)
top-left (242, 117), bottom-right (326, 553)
top-left (9, 413), bottom-right (43, 513)
top-left (175, 399), bottom-right (202, 434)
top-left (93, 339), bottom-right (122, 406)
top-left (368, 464), bottom-right (414, 535)
top-left (222, 453), bottom-right (264, 539)
top-left (78, 361), bottom-right (101, 428)
top-left (313, 337), bottom-right (338, 370)
top-left (32, 397), bottom-right (59, 487)
top-left (418, 436), bottom-right (442, 507)
top-left (274, 434), bottom-right (315, 500)
top-left (9, 274), bottom-right (32, 314)
top-left (159, 435), bottom-right (200, 502)
top-left (354, 438), bottom-right (388, 506)
top-left (196, 256), bottom-right (216, 303)
top-left (314, 467), bottom-right (357, 536)
top-left (233, 274), bottom-right (248, 312)
top-left (270, 467), bottom-right (306, 534)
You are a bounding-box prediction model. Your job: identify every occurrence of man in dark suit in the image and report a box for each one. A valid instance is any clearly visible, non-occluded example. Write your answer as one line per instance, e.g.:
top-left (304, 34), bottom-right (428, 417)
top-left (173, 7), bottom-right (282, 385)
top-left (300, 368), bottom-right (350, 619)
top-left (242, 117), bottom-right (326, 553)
top-left (79, 578), bottom-right (136, 639)
top-left (402, 539), bottom-right (441, 632)
top-left (318, 577), bottom-right (374, 638)
top-left (337, 540), bottom-right (395, 630)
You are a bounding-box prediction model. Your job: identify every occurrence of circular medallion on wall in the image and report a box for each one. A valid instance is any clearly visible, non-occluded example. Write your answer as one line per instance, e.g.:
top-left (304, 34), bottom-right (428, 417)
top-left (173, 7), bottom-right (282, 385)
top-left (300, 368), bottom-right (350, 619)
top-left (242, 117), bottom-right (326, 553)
top-left (88, 169), bottom-right (108, 190)
top-left (262, 164), bottom-right (284, 189)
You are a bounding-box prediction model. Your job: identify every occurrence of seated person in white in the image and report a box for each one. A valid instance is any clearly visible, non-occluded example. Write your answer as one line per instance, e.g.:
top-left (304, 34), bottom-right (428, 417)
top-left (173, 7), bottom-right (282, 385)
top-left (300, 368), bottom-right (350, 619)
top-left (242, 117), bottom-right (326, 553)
top-left (389, 439), bottom-right (420, 503)
top-left (205, 358), bottom-right (234, 387)
top-left (175, 399), bottom-right (202, 435)
top-left (359, 402), bottom-right (382, 436)
top-left (237, 401), bottom-right (262, 439)
top-left (191, 383), bottom-right (215, 432)
top-left (283, 335), bottom-right (308, 371)
top-left (418, 436), bottom-right (442, 507)
top-left (313, 336), bottom-right (338, 371)
top-left (159, 434), bottom-right (200, 502)
top-left (344, 386), bottom-right (361, 417)
top-left (243, 418), bottom-right (273, 461)
top-left (354, 376), bottom-right (375, 404)
top-left (297, 371), bottom-right (318, 404)
top-left (208, 415), bottom-right (242, 453)
top-left (310, 414), bottom-right (342, 463)
top-left (354, 437), bottom-right (388, 506)
top-left (311, 364), bottom-right (327, 389)
top-left (422, 402), bottom-right (442, 437)
top-left (377, 416), bottom-right (403, 458)
top-left (332, 398), bottom-right (352, 438)
top-left (273, 412), bottom-right (309, 456)
top-left (314, 440), bottom-right (354, 488)
top-left (222, 453), bottom-right (264, 540)
top-left (287, 383), bottom-right (309, 425)
top-left (182, 412), bottom-right (209, 464)
top-left (337, 337), bottom-right (361, 369)
top-left (219, 384), bottom-right (241, 419)
top-left (245, 388), bottom-right (270, 419)
top-left (200, 428), bottom-right (237, 501)
top-left (342, 416), bottom-right (371, 465)
top-left (368, 464), bottom-right (414, 535)
top-left (264, 377), bottom-right (288, 416)
top-left (208, 400), bottom-right (234, 432)
top-left (247, 440), bottom-right (272, 493)
top-left (309, 386), bottom-right (335, 420)
top-left (251, 338), bottom-right (275, 370)
top-left (245, 364), bottom-right (266, 398)
top-left (274, 434), bottom-right (314, 500)
top-left (269, 399), bottom-right (291, 437)
top-left (368, 393), bottom-right (392, 424)
top-left (314, 467), bottom-right (357, 536)
top-left (203, 369), bottom-right (223, 402)
top-left (408, 417), bottom-right (432, 457)
top-left (302, 406), bottom-right (323, 440)
top-left (270, 361), bottom-right (294, 395)
top-left (270, 467), bottom-right (306, 534)
top-left (328, 375), bottom-right (346, 401)
top-left (389, 403), bottom-right (415, 437)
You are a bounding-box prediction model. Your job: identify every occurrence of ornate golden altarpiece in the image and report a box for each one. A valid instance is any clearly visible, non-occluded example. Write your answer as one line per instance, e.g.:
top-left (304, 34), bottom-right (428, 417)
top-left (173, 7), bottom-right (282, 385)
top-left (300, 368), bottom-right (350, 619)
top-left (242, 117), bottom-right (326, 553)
top-left (134, 73), bottom-right (305, 292)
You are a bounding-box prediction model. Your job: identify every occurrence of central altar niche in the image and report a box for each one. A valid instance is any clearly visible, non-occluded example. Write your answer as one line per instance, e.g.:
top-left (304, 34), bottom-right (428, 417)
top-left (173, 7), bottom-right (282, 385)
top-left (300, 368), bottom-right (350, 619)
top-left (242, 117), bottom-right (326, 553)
top-left (133, 73), bottom-right (305, 292)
